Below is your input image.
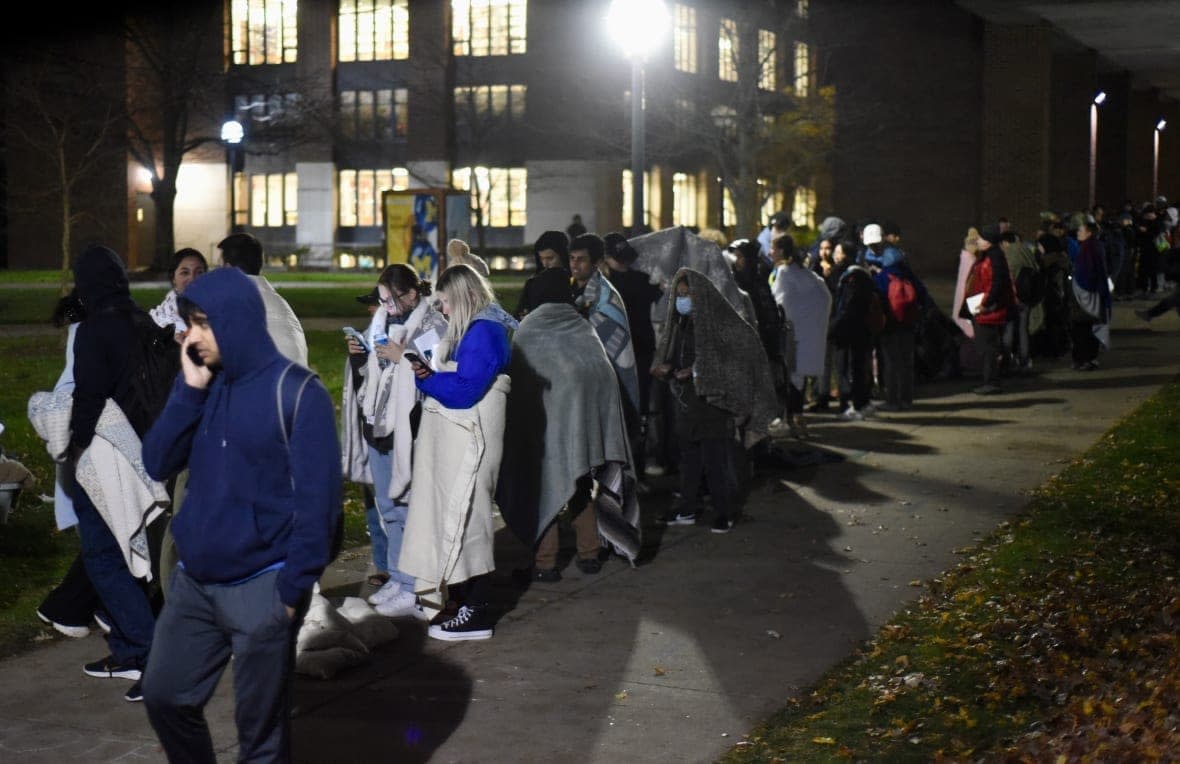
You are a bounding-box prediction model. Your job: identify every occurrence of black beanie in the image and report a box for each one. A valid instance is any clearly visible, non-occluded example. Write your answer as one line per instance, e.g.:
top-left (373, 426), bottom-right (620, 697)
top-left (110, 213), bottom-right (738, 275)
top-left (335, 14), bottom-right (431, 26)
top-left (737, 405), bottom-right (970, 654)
top-left (531, 267), bottom-right (575, 306)
top-left (979, 224), bottom-right (1003, 247)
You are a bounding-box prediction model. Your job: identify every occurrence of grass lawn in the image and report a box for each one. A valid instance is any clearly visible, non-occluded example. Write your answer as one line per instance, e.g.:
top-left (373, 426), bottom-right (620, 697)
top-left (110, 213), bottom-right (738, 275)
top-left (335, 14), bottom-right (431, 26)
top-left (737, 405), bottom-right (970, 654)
top-left (722, 378), bottom-right (1180, 762)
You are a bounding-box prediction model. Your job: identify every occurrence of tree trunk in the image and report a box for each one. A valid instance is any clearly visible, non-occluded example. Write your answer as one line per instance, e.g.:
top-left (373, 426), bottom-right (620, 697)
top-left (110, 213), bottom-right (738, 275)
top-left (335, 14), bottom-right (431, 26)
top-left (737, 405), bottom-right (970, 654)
top-left (151, 177), bottom-right (177, 273)
top-left (58, 143), bottom-right (72, 291)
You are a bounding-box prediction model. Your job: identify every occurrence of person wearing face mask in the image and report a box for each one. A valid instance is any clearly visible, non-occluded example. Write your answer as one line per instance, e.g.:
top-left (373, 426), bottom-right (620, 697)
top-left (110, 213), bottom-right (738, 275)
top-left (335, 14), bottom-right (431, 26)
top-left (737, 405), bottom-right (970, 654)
top-left (515, 230), bottom-right (571, 319)
top-left (150, 249), bottom-right (207, 340)
top-left (651, 269), bottom-right (777, 534)
top-left (342, 264), bottom-right (449, 617)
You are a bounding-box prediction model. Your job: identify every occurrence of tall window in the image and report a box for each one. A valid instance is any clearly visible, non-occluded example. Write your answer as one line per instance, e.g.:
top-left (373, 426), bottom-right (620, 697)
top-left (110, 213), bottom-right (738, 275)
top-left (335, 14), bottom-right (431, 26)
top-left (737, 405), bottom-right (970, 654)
top-left (718, 18), bottom-right (738, 82)
top-left (453, 85), bottom-right (527, 121)
top-left (340, 88), bottom-right (408, 140)
top-left (758, 29), bottom-right (776, 91)
top-left (622, 169), bottom-right (654, 229)
top-left (248, 172), bottom-right (297, 227)
top-left (793, 185), bottom-right (816, 229)
top-left (452, 167), bottom-right (528, 227)
top-left (794, 42), bottom-right (810, 97)
top-left (339, 0), bottom-right (409, 62)
top-left (760, 181), bottom-right (784, 225)
top-left (452, 0), bottom-right (527, 56)
top-left (797, 0), bottom-right (809, 19)
top-left (722, 186), bottom-right (736, 228)
top-left (231, 0), bottom-right (298, 65)
top-left (672, 172), bottom-right (699, 227)
top-left (673, 4), bottom-right (697, 73)
top-left (339, 168), bottom-right (409, 227)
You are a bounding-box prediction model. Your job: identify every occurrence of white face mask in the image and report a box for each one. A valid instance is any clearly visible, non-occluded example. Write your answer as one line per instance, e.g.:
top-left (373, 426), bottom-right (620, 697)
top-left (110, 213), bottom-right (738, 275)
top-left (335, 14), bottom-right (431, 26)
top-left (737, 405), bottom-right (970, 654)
top-left (675, 295), bottom-right (692, 315)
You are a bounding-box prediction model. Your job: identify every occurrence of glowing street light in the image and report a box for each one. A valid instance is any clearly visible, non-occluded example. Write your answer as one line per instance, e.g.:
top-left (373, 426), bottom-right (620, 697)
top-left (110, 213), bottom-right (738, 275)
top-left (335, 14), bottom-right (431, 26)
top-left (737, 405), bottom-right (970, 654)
top-left (1089, 92), bottom-right (1105, 209)
top-left (221, 119), bottom-right (245, 233)
top-left (606, 0), bottom-right (670, 235)
top-left (1154, 118), bottom-right (1167, 199)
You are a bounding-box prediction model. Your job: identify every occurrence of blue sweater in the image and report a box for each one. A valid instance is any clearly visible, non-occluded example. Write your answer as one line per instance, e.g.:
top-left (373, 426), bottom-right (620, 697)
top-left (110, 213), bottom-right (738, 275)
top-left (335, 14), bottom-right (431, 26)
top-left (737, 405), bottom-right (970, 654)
top-left (142, 268), bottom-right (342, 607)
top-left (418, 318), bottom-right (511, 408)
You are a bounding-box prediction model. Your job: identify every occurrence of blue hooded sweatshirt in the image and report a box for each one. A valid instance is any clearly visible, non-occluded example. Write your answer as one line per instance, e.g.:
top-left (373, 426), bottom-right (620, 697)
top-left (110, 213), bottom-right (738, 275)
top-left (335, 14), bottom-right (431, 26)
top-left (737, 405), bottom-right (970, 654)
top-left (142, 267), bottom-right (342, 607)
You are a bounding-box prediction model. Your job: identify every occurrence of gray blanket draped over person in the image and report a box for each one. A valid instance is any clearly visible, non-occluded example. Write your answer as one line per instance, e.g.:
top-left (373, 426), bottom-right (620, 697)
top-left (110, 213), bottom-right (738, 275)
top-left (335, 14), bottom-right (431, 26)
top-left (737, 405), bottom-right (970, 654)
top-left (575, 270), bottom-right (641, 414)
top-left (656, 268), bottom-right (778, 447)
top-left (629, 226), bottom-right (756, 327)
top-left (497, 301), bottom-right (642, 563)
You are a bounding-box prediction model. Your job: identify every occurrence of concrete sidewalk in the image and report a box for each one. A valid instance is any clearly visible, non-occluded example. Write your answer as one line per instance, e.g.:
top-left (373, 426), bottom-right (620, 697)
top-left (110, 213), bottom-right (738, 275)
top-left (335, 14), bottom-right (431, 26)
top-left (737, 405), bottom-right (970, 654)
top-left (0, 303), bottom-right (1177, 763)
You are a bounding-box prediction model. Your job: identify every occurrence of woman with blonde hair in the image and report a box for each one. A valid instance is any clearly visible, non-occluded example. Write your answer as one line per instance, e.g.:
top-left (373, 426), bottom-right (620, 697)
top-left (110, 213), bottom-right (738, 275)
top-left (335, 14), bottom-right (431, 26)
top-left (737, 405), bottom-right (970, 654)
top-left (444, 238), bottom-right (490, 277)
top-left (400, 264), bottom-right (517, 640)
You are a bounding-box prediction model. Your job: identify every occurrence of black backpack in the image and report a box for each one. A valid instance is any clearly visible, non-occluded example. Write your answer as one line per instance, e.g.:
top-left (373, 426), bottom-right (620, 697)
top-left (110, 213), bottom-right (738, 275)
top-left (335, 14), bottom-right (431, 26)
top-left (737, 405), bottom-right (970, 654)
top-left (1015, 266), bottom-right (1047, 307)
top-left (126, 310), bottom-right (181, 429)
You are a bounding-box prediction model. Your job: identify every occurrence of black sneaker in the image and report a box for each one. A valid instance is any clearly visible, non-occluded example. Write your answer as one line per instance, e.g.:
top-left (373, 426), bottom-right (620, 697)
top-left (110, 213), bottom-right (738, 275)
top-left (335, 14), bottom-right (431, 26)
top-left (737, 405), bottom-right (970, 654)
top-left (427, 605), bottom-right (493, 641)
top-left (711, 516), bottom-right (734, 534)
top-left (533, 566), bottom-right (561, 583)
top-left (84, 655), bottom-right (142, 681)
top-left (575, 557), bottom-right (602, 574)
top-left (124, 680), bottom-right (144, 703)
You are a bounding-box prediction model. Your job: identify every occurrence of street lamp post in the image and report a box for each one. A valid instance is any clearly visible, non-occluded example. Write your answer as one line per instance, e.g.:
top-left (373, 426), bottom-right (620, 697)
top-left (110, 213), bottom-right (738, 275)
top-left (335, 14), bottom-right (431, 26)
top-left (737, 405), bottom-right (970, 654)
top-left (606, 0), bottom-right (670, 236)
top-left (1154, 119), bottom-right (1166, 200)
top-left (1089, 91), bottom-right (1106, 209)
top-left (221, 119), bottom-right (245, 234)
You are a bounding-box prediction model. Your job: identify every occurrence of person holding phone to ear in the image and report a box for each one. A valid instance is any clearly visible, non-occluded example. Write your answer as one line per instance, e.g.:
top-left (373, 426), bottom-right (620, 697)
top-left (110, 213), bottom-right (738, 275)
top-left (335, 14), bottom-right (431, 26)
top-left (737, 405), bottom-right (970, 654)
top-left (341, 264), bottom-right (447, 618)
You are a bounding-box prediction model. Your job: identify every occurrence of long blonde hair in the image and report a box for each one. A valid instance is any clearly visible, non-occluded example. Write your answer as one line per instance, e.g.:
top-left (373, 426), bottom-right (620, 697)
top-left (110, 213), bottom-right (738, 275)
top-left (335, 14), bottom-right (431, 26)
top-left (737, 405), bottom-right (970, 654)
top-left (436, 263), bottom-right (494, 360)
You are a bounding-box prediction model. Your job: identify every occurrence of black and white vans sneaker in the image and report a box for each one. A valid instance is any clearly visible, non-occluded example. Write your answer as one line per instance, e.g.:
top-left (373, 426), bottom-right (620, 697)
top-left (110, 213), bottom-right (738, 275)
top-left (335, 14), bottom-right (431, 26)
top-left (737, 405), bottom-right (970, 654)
top-left (427, 605), bottom-right (493, 642)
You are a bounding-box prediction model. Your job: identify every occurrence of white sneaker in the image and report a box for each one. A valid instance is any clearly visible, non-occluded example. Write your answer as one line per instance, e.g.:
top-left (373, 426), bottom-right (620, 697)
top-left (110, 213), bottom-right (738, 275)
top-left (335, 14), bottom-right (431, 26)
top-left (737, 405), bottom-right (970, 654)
top-left (367, 579), bottom-right (401, 606)
top-left (839, 405), bottom-right (865, 422)
top-left (37, 610), bottom-right (90, 639)
top-left (374, 589), bottom-right (418, 617)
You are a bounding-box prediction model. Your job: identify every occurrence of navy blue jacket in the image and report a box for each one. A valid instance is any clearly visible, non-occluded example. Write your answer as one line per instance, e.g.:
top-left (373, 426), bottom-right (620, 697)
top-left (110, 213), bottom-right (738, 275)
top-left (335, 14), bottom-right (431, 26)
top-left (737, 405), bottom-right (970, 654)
top-left (143, 267), bottom-right (342, 607)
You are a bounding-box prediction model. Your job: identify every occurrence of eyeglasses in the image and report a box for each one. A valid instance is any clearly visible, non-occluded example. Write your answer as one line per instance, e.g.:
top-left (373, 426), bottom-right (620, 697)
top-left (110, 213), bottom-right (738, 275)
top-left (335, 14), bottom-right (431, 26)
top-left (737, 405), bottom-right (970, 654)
top-left (379, 290), bottom-right (409, 305)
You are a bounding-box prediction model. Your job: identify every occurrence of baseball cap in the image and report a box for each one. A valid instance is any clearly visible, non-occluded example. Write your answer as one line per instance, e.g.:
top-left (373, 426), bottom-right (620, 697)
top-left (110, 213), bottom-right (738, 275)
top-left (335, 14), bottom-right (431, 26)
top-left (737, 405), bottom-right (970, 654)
top-left (356, 286), bottom-right (380, 306)
top-left (862, 223), bottom-right (883, 245)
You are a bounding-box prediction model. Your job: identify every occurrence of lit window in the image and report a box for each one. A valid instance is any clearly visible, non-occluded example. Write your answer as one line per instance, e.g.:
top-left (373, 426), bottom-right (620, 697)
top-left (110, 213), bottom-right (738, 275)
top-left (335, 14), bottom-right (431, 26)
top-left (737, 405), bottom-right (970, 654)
top-left (722, 186), bottom-right (735, 228)
top-left (340, 88), bottom-right (409, 141)
top-left (339, 168), bottom-right (410, 226)
top-left (758, 29), bottom-right (776, 91)
top-left (797, 0), bottom-right (809, 19)
top-left (247, 172), bottom-right (297, 227)
top-left (339, 0), bottom-right (409, 62)
top-left (674, 4), bottom-right (696, 73)
top-left (234, 92), bottom-right (298, 124)
top-left (672, 172), bottom-right (698, 227)
top-left (452, 166), bottom-right (527, 227)
top-left (231, 0), bottom-right (298, 65)
top-left (453, 84), bottom-right (527, 121)
top-left (622, 169), bottom-right (654, 229)
top-left (718, 18), bottom-right (738, 82)
top-left (794, 42), bottom-right (810, 97)
top-left (452, 0), bottom-right (527, 57)
top-left (759, 180), bottom-right (784, 225)
top-left (233, 172), bottom-right (248, 227)
top-left (793, 185), bottom-right (816, 229)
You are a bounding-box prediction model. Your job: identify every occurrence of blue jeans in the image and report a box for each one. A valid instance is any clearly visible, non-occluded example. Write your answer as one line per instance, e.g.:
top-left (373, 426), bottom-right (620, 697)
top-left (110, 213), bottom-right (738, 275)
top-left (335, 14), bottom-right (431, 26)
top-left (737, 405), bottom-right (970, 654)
top-left (143, 567), bottom-right (301, 764)
top-left (362, 485), bottom-right (387, 574)
top-left (72, 484), bottom-right (155, 667)
top-left (368, 446), bottom-right (414, 590)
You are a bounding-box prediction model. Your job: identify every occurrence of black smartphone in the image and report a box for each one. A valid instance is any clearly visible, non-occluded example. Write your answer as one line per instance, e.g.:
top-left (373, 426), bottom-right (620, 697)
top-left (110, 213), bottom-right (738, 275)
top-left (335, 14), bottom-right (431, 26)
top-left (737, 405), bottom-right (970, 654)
top-left (186, 344), bottom-right (204, 367)
top-left (403, 351), bottom-right (431, 374)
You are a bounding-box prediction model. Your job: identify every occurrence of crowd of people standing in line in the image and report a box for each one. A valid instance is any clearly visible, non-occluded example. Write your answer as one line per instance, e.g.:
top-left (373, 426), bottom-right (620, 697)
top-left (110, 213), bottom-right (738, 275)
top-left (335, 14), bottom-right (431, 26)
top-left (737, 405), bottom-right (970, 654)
top-left (24, 193), bottom-right (1178, 759)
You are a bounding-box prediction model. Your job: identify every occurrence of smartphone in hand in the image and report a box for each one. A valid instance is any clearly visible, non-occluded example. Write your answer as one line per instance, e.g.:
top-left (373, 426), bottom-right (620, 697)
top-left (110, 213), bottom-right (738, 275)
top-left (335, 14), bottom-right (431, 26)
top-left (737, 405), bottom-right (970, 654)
top-left (186, 344), bottom-right (205, 367)
top-left (403, 351), bottom-right (431, 374)
top-left (342, 326), bottom-right (371, 352)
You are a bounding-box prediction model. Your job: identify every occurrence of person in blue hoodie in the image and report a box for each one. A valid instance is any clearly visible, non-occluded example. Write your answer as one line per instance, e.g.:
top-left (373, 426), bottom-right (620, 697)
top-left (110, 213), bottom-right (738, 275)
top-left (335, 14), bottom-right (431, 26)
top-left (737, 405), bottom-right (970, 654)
top-left (140, 267), bottom-right (341, 763)
top-left (865, 224), bottom-right (929, 411)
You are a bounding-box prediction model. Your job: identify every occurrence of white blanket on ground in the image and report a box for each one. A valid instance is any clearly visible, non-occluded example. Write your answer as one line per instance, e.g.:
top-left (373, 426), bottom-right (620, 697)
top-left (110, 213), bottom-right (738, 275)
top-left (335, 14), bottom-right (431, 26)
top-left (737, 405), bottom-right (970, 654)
top-left (399, 374), bottom-right (510, 609)
top-left (772, 263), bottom-right (832, 387)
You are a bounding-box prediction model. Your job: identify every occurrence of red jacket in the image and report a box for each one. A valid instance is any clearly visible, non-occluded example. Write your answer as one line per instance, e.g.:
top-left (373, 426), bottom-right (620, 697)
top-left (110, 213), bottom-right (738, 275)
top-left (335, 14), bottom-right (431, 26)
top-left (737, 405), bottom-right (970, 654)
top-left (966, 250), bottom-right (1014, 326)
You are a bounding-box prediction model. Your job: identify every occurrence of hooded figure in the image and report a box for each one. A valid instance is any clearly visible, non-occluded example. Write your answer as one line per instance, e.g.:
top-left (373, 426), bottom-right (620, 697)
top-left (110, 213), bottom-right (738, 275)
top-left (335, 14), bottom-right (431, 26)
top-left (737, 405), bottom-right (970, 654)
top-left (655, 268), bottom-right (778, 447)
top-left (143, 267), bottom-right (341, 606)
top-left (497, 276), bottom-right (642, 571)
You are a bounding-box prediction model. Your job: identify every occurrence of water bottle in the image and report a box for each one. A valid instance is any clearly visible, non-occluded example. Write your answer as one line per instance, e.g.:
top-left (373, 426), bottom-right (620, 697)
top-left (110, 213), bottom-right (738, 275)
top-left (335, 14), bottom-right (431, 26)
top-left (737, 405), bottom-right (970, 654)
top-left (373, 331), bottom-right (389, 367)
